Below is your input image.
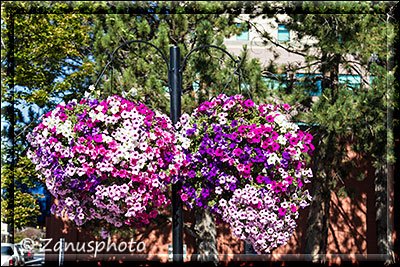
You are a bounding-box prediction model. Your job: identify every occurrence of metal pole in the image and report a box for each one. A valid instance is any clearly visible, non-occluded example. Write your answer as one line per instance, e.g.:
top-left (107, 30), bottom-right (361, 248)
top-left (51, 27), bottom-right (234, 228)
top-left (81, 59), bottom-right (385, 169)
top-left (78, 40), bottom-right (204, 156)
top-left (169, 46), bottom-right (183, 263)
top-left (58, 238), bottom-right (65, 266)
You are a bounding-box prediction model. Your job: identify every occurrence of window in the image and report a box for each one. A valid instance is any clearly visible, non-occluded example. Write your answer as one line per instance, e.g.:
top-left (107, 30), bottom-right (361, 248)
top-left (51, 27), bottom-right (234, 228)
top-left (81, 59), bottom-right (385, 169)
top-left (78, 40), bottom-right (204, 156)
top-left (236, 24), bottom-right (249, 41)
top-left (192, 73), bottom-right (200, 92)
top-left (263, 74), bottom-right (287, 90)
top-left (369, 75), bottom-right (375, 84)
top-left (296, 73), bottom-right (322, 96)
top-left (192, 81), bottom-right (200, 92)
top-left (339, 75), bottom-right (361, 89)
top-left (278, 24), bottom-right (290, 42)
top-left (1, 246), bottom-right (13, 256)
top-left (263, 77), bottom-right (281, 90)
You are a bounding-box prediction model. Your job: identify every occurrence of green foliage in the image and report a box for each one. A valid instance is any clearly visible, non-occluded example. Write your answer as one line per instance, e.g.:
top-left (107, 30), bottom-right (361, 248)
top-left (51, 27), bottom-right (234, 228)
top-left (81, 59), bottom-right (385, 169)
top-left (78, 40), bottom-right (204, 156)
top-left (91, 2), bottom-right (268, 116)
top-left (1, 1), bottom-right (96, 228)
top-left (247, 1), bottom-right (396, 194)
top-left (2, 191), bottom-right (42, 230)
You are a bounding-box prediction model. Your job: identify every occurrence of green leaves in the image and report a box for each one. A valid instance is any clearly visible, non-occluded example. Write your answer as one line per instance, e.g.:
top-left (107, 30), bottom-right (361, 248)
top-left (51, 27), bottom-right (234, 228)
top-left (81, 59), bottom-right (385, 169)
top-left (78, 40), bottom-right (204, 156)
top-left (91, 2), bottom-right (267, 116)
top-left (1, 2), bottom-right (96, 228)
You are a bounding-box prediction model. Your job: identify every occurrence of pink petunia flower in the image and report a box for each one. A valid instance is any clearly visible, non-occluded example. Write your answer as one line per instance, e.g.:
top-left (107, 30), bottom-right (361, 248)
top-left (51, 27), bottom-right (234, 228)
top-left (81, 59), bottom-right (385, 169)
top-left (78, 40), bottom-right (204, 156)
top-left (278, 207), bottom-right (286, 216)
top-left (233, 148), bottom-right (243, 157)
top-left (181, 193), bottom-right (188, 202)
top-left (215, 148), bottom-right (224, 157)
top-left (290, 205), bottom-right (297, 213)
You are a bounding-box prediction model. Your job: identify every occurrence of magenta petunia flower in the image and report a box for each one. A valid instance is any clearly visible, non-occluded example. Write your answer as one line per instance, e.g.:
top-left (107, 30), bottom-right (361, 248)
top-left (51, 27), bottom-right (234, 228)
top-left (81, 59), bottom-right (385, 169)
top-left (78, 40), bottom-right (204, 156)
top-left (59, 113), bottom-right (68, 122)
top-left (231, 132), bottom-right (238, 139)
top-left (289, 137), bottom-right (298, 146)
top-left (149, 210), bottom-right (159, 218)
top-left (290, 205), bottom-right (297, 213)
top-left (93, 134), bottom-right (103, 143)
top-left (237, 125), bottom-right (246, 133)
top-left (233, 148), bottom-right (243, 156)
top-left (278, 207), bottom-right (286, 216)
top-left (215, 148), bottom-right (224, 157)
top-left (181, 193), bottom-right (188, 202)
top-left (270, 132), bottom-right (278, 140)
top-left (266, 115), bottom-right (274, 123)
top-left (285, 176), bottom-right (293, 184)
top-left (244, 99), bottom-right (254, 108)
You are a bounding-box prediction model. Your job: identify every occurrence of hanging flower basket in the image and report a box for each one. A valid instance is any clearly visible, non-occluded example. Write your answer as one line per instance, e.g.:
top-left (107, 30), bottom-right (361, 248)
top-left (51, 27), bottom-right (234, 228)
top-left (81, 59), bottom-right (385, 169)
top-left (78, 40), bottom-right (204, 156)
top-left (176, 94), bottom-right (315, 253)
top-left (27, 94), bottom-right (183, 228)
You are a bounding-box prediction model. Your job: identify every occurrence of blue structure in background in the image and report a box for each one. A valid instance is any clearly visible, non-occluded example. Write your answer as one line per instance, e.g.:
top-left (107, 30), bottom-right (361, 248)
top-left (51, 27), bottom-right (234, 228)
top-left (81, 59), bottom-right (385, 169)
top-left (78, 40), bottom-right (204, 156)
top-left (236, 24), bottom-right (249, 41)
top-left (278, 24), bottom-right (290, 42)
top-left (263, 73), bottom-right (362, 96)
top-left (263, 74), bottom-right (287, 90)
top-left (295, 73), bottom-right (323, 96)
top-left (338, 74), bottom-right (361, 89)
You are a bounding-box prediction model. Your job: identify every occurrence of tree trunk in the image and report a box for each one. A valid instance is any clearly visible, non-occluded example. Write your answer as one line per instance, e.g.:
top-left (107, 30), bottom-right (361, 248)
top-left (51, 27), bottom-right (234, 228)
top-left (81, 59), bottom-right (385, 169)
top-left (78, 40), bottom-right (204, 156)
top-left (193, 206), bottom-right (219, 265)
top-left (304, 170), bottom-right (331, 263)
top-left (375, 159), bottom-right (395, 265)
top-left (304, 135), bottom-right (333, 263)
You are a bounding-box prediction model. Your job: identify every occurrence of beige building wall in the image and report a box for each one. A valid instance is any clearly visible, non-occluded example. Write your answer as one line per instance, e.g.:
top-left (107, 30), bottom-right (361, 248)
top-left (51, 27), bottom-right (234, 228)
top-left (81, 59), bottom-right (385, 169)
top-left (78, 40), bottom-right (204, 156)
top-left (223, 14), bottom-right (370, 82)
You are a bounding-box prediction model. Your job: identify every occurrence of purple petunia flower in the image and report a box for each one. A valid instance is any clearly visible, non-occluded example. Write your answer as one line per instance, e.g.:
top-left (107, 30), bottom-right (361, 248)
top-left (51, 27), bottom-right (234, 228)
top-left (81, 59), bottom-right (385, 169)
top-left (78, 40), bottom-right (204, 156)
top-left (213, 125), bottom-right (222, 133)
top-left (282, 152), bottom-right (290, 160)
top-left (229, 183), bottom-right (237, 191)
top-left (186, 128), bottom-right (195, 136)
top-left (229, 142), bottom-right (237, 149)
top-left (263, 176), bottom-right (271, 184)
top-left (88, 99), bottom-right (99, 107)
top-left (280, 159), bottom-right (288, 167)
top-left (214, 135), bottom-right (222, 142)
top-left (244, 145), bottom-right (252, 154)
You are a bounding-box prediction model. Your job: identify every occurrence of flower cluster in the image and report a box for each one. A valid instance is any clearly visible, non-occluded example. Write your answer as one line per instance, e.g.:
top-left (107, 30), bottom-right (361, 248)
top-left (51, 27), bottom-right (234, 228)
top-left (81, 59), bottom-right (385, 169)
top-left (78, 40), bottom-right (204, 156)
top-left (27, 94), bottom-right (183, 228)
top-left (176, 94), bottom-right (314, 253)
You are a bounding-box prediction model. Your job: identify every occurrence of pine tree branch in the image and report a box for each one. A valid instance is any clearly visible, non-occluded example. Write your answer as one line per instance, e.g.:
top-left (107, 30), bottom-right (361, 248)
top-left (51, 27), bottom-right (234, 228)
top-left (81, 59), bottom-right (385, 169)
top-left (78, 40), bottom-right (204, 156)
top-left (244, 19), bottom-right (307, 58)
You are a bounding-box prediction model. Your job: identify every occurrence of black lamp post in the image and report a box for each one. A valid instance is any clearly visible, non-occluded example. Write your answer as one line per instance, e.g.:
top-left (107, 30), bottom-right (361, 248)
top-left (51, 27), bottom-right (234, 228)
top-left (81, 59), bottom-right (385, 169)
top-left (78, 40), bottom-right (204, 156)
top-left (169, 46), bottom-right (184, 262)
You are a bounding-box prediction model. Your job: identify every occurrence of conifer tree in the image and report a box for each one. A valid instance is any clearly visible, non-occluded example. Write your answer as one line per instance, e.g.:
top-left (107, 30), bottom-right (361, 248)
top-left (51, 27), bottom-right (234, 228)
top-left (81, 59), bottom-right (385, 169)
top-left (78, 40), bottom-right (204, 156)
top-left (248, 1), bottom-right (396, 262)
top-left (90, 1), bottom-right (268, 115)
